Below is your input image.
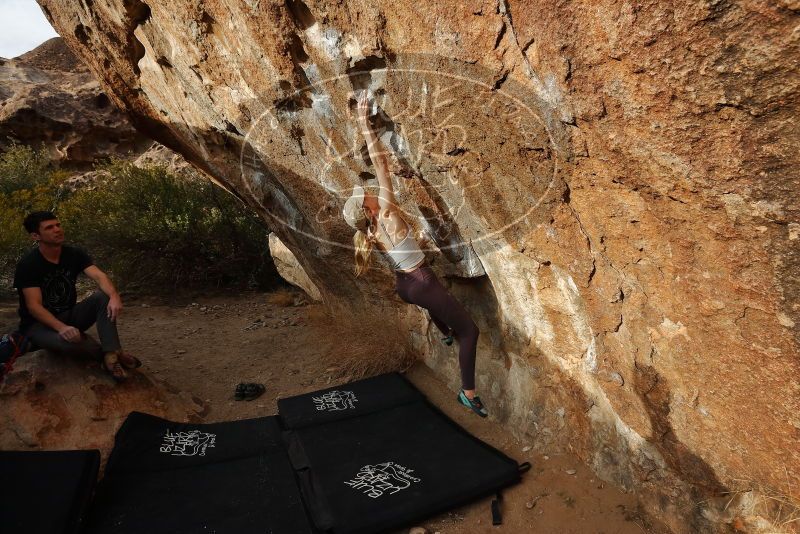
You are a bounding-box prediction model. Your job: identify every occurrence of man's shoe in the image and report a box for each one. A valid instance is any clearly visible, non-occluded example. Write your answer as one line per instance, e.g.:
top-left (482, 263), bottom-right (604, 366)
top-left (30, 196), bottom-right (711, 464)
top-left (458, 390), bottom-right (488, 418)
top-left (118, 351), bottom-right (142, 370)
top-left (103, 356), bottom-right (128, 383)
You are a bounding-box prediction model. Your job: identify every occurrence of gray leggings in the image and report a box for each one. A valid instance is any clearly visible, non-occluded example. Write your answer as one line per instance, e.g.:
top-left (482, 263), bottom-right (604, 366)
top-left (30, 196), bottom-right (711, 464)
top-left (395, 264), bottom-right (479, 390)
top-left (24, 291), bottom-right (122, 359)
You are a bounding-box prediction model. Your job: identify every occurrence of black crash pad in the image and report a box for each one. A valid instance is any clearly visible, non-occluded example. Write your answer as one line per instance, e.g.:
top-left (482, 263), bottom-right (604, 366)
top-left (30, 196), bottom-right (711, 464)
top-left (84, 412), bottom-right (313, 534)
top-left (102, 411), bottom-right (278, 475)
top-left (278, 372), bottom-right (424, 429)
top-left (0, 449), bottom-right (100, 534)
top-left (281, 379), bottom-right (522, 534)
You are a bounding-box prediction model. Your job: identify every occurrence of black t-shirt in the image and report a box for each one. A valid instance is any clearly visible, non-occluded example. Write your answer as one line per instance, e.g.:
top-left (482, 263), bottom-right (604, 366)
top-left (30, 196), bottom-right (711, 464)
top-left (13, 245), bottom-right (94, 331)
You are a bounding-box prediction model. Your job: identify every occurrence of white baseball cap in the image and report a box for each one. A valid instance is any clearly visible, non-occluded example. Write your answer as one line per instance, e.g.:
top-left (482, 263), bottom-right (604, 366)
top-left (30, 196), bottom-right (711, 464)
top-left (342, 184), bottom-right (366, 229)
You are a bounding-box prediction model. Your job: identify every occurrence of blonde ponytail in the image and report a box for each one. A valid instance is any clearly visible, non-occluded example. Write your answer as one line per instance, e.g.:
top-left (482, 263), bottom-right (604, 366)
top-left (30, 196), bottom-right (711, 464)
top-left (353, 228), bottom-right (376, 277)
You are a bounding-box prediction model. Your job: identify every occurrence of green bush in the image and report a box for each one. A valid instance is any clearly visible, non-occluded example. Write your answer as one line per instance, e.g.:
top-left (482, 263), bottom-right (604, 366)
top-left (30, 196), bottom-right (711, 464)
top-left (0, 143), bottom-right (55, 195)
top-left (0, 144), bottom-right (278, 294)
top-left (0, 145), bottom-right (69, 280)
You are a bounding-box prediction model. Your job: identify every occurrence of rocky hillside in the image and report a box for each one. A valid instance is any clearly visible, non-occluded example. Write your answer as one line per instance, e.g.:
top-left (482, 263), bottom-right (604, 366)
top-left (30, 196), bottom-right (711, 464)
top-left (35, 1), bottom-right (799, 532)
top-left (0, 37), bottom-right (149, 168)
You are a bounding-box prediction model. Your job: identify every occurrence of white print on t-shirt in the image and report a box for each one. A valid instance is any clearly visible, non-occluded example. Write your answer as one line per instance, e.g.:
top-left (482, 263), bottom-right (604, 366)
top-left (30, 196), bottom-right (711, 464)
top-left (343, 461), bottom-right (422, 499)
top-left (312, 390), bottom-right (358, 411)
top-left (159, 429), bottom-right (216, 456)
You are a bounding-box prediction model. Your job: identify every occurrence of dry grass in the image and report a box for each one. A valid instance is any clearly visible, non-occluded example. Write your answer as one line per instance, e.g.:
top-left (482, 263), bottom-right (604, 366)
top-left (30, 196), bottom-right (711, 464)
top-left (322, 314), bottom-right (418, 380)
top-left (697, 472), bottom-right (800, 533)
top-left (265, 289), bottom-right (303, 307)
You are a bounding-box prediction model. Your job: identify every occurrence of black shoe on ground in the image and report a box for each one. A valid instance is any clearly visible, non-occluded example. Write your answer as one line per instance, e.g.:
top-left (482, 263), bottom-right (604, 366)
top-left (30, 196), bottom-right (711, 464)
top-left (235, 382), bottom-right (265, 401)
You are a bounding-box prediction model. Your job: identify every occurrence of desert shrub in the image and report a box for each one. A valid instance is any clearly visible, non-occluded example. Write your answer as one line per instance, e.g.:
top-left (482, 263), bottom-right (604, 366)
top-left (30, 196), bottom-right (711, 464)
top-left (0, 143), bottom-right (54, 195)
top-left (59, 159), bottom-right (276, 291)
top-left (0, 144), bottom-right (278, 294)
top-left (0, 145), bottom-right (69, 281)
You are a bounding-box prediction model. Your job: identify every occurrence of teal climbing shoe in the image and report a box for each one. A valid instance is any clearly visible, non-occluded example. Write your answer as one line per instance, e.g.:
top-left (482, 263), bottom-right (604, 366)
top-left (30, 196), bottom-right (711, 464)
top-left (458, 390), bottom-right (488, 418)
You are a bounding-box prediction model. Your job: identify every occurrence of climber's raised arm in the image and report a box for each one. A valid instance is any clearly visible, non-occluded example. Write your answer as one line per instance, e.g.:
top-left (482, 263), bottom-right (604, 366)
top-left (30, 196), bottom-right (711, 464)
top-left (357, 92), bottom-right (397, 211)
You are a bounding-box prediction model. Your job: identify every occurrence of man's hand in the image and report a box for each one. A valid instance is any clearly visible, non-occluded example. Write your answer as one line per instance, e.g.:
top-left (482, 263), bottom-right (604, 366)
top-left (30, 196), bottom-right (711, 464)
top-left (107, 294), bottom-right (123, 321)
top-left (58, 325), bottom-right (81, 343)
top-left (83, 266), bottom-right (123, 321)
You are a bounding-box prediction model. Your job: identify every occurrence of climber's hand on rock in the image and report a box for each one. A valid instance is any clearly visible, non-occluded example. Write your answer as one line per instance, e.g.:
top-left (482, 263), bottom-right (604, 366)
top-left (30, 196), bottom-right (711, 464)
top-left (357, 92), bottom-right (371, 130)
top-left (357, 91), bottom-right (369, 114)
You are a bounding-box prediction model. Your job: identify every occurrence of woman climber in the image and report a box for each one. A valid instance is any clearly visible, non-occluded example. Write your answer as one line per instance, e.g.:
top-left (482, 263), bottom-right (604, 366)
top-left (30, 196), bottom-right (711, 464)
top-left (341, 92), bottom-right (487, 418)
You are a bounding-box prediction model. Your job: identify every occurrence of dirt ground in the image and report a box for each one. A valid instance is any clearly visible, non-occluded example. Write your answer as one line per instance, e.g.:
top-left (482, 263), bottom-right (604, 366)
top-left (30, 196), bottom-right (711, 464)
top-left (1, 289), bottom-right (670, 534)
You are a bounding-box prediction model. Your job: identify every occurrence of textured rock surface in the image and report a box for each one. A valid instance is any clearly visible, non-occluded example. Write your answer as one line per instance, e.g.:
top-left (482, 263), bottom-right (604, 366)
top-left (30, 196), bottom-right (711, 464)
top-left (66, 140), bottom-right (201, 189)
top-left (269, 232), bottom-right (322, 301)
top-left (36, 0), bottom-right (799, 531)
top-left (0, 349), bottom-right (207, 458)
top-left (133, 141), bottom-right (196, 174)
top-left (0, 37), bottom-right (149, 167)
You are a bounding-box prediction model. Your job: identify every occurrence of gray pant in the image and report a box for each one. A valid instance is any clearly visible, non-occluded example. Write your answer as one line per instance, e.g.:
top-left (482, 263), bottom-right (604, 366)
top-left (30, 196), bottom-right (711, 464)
top-left (25, 291), bottom-right (122, 359)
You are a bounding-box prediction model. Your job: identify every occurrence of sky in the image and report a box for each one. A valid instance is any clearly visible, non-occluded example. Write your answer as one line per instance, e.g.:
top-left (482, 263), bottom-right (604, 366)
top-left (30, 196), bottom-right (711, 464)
top-left (0, 0), bottom-right (59, 59)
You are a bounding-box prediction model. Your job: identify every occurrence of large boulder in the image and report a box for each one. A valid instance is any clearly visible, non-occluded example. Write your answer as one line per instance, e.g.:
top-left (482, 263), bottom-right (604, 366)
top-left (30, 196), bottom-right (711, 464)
top-left (0, 37), bottom-right (149, 167)
top-left (35, 1), bottom-right (799, 531)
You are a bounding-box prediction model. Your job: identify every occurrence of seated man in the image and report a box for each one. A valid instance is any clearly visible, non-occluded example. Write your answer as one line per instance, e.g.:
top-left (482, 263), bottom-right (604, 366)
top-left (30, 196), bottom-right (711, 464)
top-left (13, 211), bottom-right (140, 381)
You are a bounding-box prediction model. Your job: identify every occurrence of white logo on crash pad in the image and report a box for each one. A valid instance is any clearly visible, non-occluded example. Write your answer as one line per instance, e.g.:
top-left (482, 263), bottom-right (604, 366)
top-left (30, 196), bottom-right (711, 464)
top-left (313, 390), bottom-right (358, 411)
top-left (159, 429), bottom-right (216, 456)
top-left (344, 461), bottom-right (421, 499)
